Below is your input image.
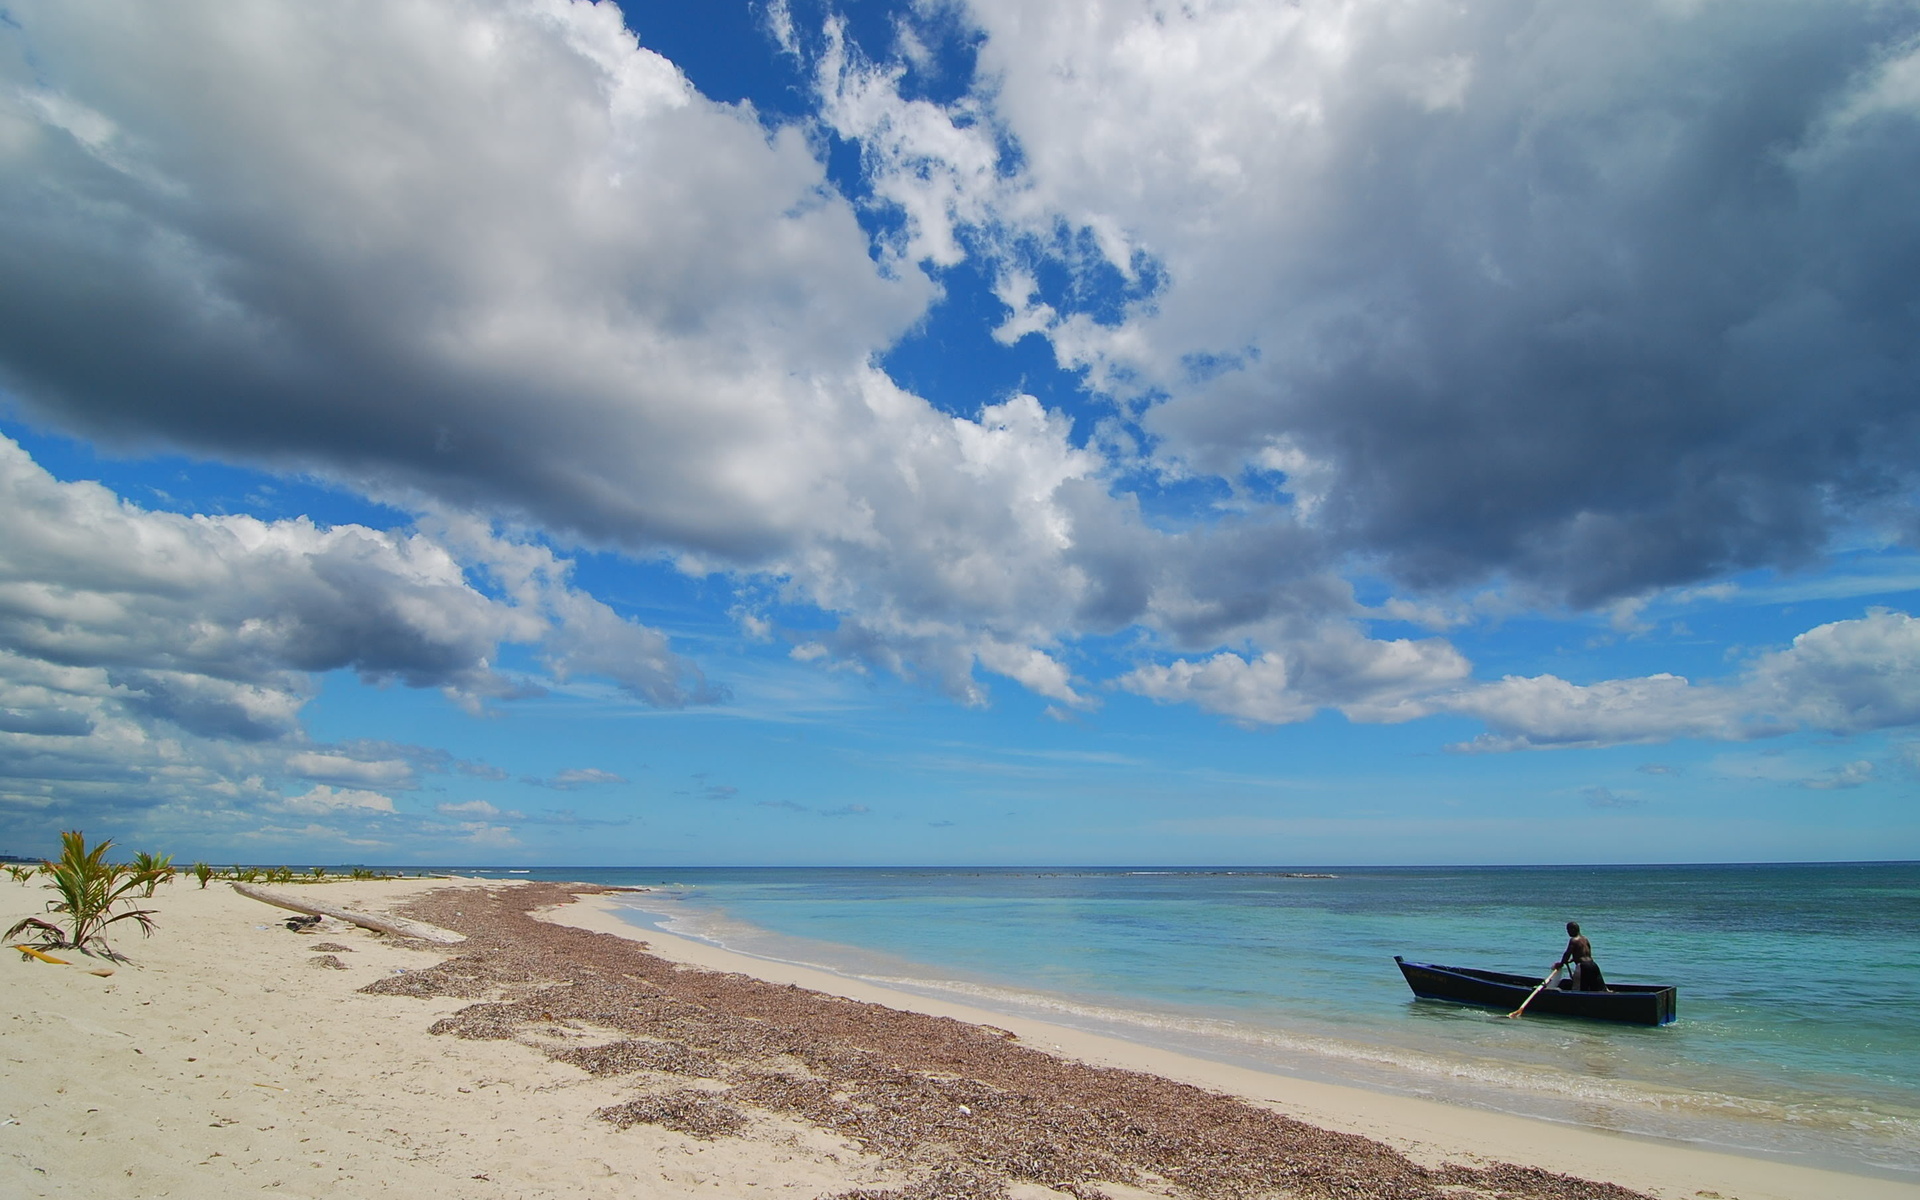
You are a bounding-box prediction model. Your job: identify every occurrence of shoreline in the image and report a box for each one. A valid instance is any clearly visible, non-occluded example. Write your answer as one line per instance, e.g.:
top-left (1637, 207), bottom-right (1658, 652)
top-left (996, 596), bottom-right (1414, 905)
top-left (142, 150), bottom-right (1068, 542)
top-left (513, 862), bottom-right (1920, 1176)
top-left (549, 890), bottom-right (1919, 1200)
top-left (4, 876), bottom-right (1913, 1200)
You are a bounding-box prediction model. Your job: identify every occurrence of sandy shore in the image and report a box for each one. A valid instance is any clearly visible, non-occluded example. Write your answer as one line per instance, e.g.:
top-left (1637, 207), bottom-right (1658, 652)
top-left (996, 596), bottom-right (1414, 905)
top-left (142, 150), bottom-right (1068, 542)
top-left (549, 894), bottom-right (1920, 1200)
top-left (2, 877), bottom-right (1912, 1200)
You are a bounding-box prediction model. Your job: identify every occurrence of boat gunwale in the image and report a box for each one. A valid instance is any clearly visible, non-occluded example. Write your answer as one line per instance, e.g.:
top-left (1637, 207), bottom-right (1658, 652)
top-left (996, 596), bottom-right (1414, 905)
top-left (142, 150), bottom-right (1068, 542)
top-left (1394, 956), bottom-right (1677, 1025)
top-left (1411, 960), bottom-right (1673, 996)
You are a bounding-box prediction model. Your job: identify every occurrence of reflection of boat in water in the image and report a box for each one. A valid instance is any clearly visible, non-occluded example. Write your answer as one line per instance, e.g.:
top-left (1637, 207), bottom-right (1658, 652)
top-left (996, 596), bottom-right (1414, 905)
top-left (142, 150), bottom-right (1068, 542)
top-left (1394, 956), bottom-right (1677, 1025)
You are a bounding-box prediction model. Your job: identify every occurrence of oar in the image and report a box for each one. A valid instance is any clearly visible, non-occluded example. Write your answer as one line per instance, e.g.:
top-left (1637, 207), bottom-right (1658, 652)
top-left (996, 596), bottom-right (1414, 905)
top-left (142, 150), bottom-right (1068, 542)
top-left (1506, 965), bottom-right (1561, 1018)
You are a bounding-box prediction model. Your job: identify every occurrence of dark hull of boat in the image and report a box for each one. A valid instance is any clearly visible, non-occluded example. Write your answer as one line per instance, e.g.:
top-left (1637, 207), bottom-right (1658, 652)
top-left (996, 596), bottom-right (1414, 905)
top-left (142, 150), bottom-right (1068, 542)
top-left (1395, 956), bottom-right (1676, 1025)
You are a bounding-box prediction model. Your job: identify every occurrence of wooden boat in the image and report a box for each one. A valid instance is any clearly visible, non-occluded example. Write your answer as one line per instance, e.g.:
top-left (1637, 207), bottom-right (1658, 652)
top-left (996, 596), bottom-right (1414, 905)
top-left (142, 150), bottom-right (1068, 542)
top-left (1395, 956), bottom-right (1676, 1026)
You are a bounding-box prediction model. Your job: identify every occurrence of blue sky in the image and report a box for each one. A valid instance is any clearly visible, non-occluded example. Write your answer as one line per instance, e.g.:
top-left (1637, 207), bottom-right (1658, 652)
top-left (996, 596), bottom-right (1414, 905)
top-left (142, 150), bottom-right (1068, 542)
top-left (0, 0), bottom-right (1916, 865)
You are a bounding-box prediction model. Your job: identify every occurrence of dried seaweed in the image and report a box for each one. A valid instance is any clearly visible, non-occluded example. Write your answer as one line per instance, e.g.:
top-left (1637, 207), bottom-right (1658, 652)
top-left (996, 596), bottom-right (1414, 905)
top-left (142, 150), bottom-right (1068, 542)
top-left (358, 883), bottom-right (1654, 1200)
top-left (828, 1163), bottom-right (1010, 1200)
top-left (596, 1089), bottom-right (747, 1139)
top-left (556, 1038), bottom-right (720, 1078)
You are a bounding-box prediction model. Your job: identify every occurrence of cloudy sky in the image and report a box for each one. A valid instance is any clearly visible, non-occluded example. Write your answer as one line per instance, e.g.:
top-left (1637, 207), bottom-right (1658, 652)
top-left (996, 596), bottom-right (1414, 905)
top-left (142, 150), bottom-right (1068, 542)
top-left (1, 0), bottom-right (1916, 865)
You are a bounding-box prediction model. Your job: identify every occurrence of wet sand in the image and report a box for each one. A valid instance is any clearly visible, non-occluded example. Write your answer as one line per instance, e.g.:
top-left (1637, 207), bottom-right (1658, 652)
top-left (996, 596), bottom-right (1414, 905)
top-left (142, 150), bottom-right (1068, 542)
top-left (4, 876), bottom-right (1913, 1200)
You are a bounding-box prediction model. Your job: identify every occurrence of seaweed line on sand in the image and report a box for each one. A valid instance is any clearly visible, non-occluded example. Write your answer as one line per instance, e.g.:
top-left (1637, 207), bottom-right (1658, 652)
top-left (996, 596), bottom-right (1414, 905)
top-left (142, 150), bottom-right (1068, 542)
top-left (357, 883), bottom-right (1654, 1200)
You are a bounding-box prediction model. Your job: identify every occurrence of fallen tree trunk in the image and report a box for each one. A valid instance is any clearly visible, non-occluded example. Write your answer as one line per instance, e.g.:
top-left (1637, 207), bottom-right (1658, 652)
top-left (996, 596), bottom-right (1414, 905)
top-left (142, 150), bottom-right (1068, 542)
top-left (230, 882), bottom-right (466, 944)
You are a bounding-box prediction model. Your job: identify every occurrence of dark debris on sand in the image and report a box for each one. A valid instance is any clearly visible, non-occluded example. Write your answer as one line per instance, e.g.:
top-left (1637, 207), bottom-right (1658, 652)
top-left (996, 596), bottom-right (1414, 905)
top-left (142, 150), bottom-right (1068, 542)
top-left (558, 1037), bottom-right (723, 1078)
top-left (359, 883), bottom-right (1654, 1200)
top-left (597, 1088), bottom-right (749, 1139)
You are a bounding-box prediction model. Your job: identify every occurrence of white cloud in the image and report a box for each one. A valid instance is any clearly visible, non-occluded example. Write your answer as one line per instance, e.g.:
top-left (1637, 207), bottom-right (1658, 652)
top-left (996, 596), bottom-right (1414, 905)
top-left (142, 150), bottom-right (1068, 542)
top-left (285, 785), bottom-right (396, 814)
top-left (1441, 672), bottom-right (1760, 752)
top-left (285, 752), bottom-right (417, 789)
top-left (3, 0), bottom-right (1914, 767)
top-left (827, 0), bottom-right (1920, 605)
top-left (1440, 609), bottom-right (1920, 750)
top-left (437, 800), bottom-right (500, 816)
top-left (1124, 652), bottom-right (1314, 726)
top-left (0, 434), bottom-right (702, 712)
top-left (0, 434), bottom-right (700, 831)
top-left (0, 0), bottom-right (1151, 703)
top-left (1120, 627), bottom-right (1470, 725)
top-left (0, 0), bottom-right (1687, 746)
top-left (815, 15), bottom-right (1008, 269)
top-left (0, 0), bottom-right (1476, 718)
top-left (1748, 608), bottom-right (1920, 733)
top-left (765, 0), bottom-right (800, 59)
top-left (1120, 606), bottom-right (1920, 746)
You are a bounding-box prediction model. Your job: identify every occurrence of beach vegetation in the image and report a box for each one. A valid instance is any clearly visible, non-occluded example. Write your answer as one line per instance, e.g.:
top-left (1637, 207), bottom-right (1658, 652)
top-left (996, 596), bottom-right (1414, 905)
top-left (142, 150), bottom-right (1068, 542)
top-left (130, 851), bottom-right (175, 896)
top-left (4, 830), bottom-right (157, 956)
top-left (270, 865), bottom-right (295, 884)
top-left (308, 865), bottom-right (327, 880)
top-left (191, 862), bottom-right (214, 889)
top-left (5, 865), bottom-right (34, 883)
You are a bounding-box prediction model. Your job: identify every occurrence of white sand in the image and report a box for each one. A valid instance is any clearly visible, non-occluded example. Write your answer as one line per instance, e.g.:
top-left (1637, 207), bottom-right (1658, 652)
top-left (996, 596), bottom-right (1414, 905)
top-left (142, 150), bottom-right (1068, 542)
top-left (549, 892), bottom-right (1920, 1200)
top-left (5, 875), bottom-right (1914, 1200)
top-left (2, 877), bottom-right (924, 1199)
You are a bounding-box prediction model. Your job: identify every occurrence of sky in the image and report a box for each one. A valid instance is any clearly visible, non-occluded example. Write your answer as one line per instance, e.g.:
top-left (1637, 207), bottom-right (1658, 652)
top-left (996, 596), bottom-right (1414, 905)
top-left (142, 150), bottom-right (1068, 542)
top-left (0, 0), bottom-right (1916, 866)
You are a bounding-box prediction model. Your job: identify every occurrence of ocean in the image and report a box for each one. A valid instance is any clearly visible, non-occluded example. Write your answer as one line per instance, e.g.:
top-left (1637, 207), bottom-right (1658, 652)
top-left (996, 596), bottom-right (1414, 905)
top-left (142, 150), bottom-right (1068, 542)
top-left (457, 863), bottom-right (1920, 1179)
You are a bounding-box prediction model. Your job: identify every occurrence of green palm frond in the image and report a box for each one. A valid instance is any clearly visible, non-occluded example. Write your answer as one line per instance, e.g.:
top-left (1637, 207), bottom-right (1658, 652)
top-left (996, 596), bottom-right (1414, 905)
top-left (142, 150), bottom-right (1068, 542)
top-left (5, 831), bottom-right (159, 956)
top-left (129, 851), bottom-right (176, 897)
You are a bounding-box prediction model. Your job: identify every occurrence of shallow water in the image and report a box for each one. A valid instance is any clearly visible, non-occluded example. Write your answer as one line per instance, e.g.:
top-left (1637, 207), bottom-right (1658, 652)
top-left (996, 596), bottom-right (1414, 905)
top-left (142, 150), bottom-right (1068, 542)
top-left (456, 863), bottom-right (1920, 1178)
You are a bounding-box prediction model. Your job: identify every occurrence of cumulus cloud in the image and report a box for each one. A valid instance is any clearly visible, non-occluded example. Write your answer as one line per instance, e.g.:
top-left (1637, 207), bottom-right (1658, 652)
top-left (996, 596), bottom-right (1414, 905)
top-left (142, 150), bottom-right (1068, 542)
top-left (1118, 606), bottom-right (1920, 747)
top-left (2, 0), bottom-right (1914, 763)
top-left (0, 434), bottom-right (701, 829)
top-left (285, 752), bottom-right (418, 790)
top-left (437, 799), bottom-right (515, 817)
top-left (0, 0), bottom-right (1117, 700)
top-left (1748, 607), bottom-right (1920, 733)
top-left (285, 785), bottom-right (396, 814)
top-left (0, 0), bottom-right (1482, 718)
top-left (1119, 628), bottom-right (1471, 725)
top-left (813, 15), bottom-right (1006, 270)
top-left (1441, 673), bottom-right (1765, 752)
top-left (826, 0), bottom-right (1920, 604)
top-left (1442, 609), bottom-right (1920, 750)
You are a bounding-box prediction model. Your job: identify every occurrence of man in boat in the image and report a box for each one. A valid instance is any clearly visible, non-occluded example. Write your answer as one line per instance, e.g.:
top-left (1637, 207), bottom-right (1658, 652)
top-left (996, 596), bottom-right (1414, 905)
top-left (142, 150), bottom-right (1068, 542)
top-left (1556, 921), bottom-right (1608, 991)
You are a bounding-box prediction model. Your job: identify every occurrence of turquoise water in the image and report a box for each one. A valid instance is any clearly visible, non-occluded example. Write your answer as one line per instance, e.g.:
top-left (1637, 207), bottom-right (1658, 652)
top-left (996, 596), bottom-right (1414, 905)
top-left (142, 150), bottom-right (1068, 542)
top-left (467, 863), bottom-right (1920, 1177)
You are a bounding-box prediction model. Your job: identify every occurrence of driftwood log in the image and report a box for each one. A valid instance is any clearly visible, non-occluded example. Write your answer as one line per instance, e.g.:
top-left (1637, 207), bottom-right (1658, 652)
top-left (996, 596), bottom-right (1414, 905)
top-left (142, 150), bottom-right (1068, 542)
top-left (230, 882), bottom-right (466, 944)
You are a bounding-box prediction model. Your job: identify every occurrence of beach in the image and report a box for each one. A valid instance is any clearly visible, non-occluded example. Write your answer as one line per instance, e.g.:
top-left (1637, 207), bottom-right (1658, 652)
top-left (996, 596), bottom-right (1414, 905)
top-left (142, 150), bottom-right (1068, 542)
top-left (4, 876), bottom-right (1915, 1200)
